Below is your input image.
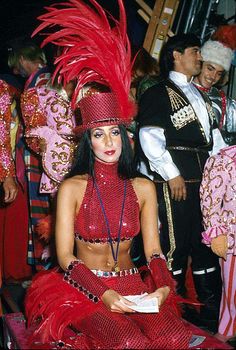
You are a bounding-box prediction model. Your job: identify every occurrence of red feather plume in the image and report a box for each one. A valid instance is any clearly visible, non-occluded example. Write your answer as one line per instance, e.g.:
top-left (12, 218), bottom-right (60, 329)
top-left (25, 269), bottom-right (99, 344)
top-left (32, 0), bottom-right (136, 120)
top-left (212, 24), bottom-right (236, 50)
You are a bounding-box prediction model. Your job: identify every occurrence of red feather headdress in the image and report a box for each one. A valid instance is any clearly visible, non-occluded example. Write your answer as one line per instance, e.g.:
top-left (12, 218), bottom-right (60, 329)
top-left (32, 0), bottom-right (136, 130)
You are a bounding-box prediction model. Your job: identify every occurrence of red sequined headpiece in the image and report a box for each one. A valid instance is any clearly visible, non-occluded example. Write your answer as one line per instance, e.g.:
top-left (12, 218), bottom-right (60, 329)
top-left (32, 0), bottom-right (136, 132)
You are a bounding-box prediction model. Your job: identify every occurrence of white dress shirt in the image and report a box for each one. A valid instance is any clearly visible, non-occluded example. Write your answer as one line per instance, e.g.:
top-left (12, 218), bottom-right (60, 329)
top-left (139, 71), bottom-right (227, 180)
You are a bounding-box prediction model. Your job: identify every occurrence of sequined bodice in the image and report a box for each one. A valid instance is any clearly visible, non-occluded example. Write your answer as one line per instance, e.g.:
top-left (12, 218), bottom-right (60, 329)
top-left (74, 161), bottom-right (140, 243)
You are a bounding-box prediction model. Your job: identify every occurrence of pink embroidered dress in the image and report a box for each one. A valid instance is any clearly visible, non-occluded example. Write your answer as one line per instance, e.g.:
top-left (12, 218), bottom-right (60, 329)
top-left (200, 145), bottom-right (236, 253)
top-left (21, 86), bottom-right (76, 194)
top-left (200, 145), bottom-right (236, 337)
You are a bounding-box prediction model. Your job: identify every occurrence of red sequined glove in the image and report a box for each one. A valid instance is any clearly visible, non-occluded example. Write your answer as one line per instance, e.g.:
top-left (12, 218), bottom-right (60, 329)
top-left (64, 260), bottom-right (109, 303)
top-left (148, 254), bottom-right (176, 291)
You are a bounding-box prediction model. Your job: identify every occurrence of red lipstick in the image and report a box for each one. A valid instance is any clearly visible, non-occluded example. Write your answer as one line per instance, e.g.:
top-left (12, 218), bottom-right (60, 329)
top-left (105, 150), bottom-right (115, 155)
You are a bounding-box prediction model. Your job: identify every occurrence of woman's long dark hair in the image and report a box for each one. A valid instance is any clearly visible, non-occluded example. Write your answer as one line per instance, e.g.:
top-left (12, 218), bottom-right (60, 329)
top-left (68, 124), bottom-right (136, 179)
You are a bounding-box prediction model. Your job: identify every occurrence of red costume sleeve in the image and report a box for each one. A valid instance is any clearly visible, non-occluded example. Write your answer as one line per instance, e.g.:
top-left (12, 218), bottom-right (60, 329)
top-left (21, 88), bottom-right (47, 154)
top-left (0, 80), bottom-right (15, 181)
top-left (64, 260), bottom-right (109, 303)
top-left (148, 254), bottom-right (176, 291)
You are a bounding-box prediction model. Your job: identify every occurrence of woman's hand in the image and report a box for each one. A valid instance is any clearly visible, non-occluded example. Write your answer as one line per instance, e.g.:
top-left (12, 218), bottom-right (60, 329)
top-left (141, 286), bottom-right (170, 307)
top-left (101, 289), bottom-right (136, 314)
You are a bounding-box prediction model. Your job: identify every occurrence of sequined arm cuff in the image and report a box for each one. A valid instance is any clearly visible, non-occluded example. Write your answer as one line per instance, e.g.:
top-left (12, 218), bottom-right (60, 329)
top-left (202, 225), bottom-right (228, 245)
top-left (148, 254), bottom-right (175, 290)
top-left (64, 260), bottom-right (109, 303)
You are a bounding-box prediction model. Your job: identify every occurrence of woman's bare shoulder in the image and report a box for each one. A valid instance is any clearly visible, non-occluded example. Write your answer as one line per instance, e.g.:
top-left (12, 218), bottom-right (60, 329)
top-left (131, 176), bottom-right (156, 206)
top-left (58, 175), bottom-right (88, 196)
top-left (132, 176), bottom-right (155, 192)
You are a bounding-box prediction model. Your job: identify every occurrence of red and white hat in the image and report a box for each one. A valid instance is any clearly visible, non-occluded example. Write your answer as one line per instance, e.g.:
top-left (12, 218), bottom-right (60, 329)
top-left (201, 24), bottom-right (236, 71)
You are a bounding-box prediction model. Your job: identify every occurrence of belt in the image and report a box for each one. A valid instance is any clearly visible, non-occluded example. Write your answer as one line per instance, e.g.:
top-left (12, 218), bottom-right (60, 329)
top-left (172, 269), bottom-right (184, 275)
top-left (91, 267), bottom-right (139, 277)
top-left (192, 267), bottom-right (216, 275)
top-left (167, 146), bottom-right (209, 153)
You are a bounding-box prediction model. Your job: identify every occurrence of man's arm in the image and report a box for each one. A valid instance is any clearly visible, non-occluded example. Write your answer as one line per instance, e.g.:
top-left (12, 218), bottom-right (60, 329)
top-left (139, 126), bottom-right (186, 201)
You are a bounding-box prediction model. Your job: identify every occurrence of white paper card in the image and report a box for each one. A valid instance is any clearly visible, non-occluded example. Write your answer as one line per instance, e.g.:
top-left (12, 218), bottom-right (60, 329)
top-left (122, 293), bottom-right (159, 313)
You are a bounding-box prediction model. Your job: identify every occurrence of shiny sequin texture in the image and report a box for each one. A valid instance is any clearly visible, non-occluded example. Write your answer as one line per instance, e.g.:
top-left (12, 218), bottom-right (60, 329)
top-left (75, 161), bottom-right (140, 242)
top-left (200, 145), bottom-right (236, 254)
top-left (21, 87), bottom-right (76, 193)
top-left (0, 80), bottom-right (16, 181)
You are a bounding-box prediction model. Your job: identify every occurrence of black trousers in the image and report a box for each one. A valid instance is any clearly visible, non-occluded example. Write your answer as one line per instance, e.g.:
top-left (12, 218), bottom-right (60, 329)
top-left (156, 181), bottom-right (219, 272)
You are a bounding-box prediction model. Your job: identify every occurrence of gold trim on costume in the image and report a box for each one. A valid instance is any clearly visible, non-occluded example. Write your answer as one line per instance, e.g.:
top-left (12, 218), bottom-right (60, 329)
top-left (167, 87), bottom-right (197, 130)
top-left (163, 183), bottom-right (176, 270)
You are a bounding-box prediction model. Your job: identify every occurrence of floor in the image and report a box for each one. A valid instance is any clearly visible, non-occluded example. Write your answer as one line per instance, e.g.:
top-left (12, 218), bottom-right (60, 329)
top-left (0, 282), bottom-right (27, 348)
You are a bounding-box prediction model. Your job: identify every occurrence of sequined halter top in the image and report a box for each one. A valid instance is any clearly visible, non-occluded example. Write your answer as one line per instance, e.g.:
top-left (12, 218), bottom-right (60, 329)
top-left (74, 161), bottom-right (140, 243)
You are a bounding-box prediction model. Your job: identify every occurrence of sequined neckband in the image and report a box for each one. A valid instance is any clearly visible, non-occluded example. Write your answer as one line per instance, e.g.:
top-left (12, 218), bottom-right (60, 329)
top-left (93, 160), bottom-right (119, 182)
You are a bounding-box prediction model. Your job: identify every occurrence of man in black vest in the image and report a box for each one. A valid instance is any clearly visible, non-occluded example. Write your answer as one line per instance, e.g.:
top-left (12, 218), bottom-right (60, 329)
top-left (137, 34), bottom-right (226, 333)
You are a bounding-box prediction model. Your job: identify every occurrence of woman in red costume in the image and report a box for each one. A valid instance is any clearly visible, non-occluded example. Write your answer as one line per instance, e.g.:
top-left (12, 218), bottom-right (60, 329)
top-left (24, 0), bottom-right (192, 348)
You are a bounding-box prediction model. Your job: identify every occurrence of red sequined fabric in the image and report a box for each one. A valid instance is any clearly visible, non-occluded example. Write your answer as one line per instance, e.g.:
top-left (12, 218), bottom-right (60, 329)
top-left (75, 161), bottom-right (140, 243)
top-left (26, 269), bottom-right (192, 349)
top-left (0, 80), bottom-right (15, 181)
top-left (64, 260), bottom-right (109, 302)
top-left (148, 255), bottom-right (176, 290)
top-left (21, 88), bottom-right (47, 154)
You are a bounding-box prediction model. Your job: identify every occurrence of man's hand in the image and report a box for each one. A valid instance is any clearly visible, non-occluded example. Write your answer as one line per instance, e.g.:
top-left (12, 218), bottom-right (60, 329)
top-left (101, 289), bottom-right (136, 313)
top-left (211, 235), bottom-right (228, 260)
top-left (3, 176), bottom-right (18, 203)
top-left (168, 175), bottom-right (187, 201)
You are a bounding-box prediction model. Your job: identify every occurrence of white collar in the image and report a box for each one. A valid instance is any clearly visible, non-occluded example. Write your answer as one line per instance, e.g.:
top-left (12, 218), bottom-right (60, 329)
top-left (169, 71), bottom-right (193, 85)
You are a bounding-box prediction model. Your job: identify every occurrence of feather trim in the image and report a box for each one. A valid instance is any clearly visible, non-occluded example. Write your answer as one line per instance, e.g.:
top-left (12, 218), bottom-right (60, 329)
top-left (34, 214), bottom-right (54, 242)
top-left (32, 0), bottom-right (136, 120)
top-left (25, 269), bottom-right (99, 343)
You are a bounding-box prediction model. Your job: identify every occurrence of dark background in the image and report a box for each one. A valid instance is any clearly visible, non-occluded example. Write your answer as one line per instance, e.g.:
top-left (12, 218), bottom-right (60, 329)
top-left (0, 0), bottom-right (149, 73)
top-left (0, 0), bottom-right (228, 74)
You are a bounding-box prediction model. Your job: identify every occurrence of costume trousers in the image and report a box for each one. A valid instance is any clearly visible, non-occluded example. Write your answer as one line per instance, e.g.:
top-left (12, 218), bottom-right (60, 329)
top-left (79, 301), bottom-right (190, 349)
top-left (0, 183), bottom-right (32, 281)
top-left (24, 149), bottom-right (50, 268)
top-left (156, 181), bottom-right (219, 272)
top-left (218, 255), bottom-right (236, 337)
top-left (77, 273), bottom-right (191, 349)
top-left (25, 270), bottom-right (191, 349)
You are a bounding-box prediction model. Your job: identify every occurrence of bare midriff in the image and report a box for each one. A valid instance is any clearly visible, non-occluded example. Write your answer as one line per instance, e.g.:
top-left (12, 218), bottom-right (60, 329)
top-left (75, 239), bottom-right (135, 271)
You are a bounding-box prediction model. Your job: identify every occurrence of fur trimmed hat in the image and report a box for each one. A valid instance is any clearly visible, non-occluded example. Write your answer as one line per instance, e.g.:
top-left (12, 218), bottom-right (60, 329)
top-left (201, 40), bottom-right (234, 71)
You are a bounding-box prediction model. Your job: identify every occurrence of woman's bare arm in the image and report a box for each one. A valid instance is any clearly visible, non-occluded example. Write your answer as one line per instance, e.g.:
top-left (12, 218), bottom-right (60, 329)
top-left (134, 177), bottom-right (162, 260)
top-left (55, 177), bottom-right (86, 270)
top-left (134, 177), bottom-right (171, 306)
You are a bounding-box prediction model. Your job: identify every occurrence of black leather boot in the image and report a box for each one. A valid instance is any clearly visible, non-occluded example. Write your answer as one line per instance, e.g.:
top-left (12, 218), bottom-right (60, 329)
top-left (172, 269), bottom-right (187, 297)
top-left (192, 267), bottom-right (222, 334)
